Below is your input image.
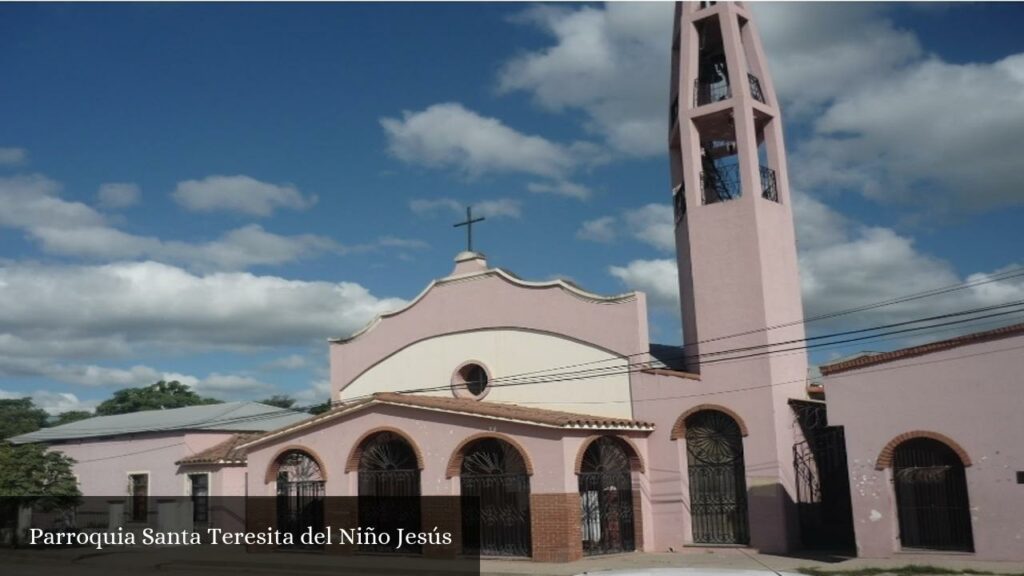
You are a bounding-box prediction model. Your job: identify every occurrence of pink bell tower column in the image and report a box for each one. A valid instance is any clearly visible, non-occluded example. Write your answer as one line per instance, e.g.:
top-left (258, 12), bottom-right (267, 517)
top-left (669, 1), bottom-right (808, 551)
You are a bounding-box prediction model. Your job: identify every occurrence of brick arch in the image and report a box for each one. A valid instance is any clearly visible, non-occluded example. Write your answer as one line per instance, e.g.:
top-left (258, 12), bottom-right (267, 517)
top-left (574, 435), bottom-right (645, 475)
top-left (264, 445), bottom-right (329, 484)
top-left (445, 432), bottom-right (535, 478)
top-left (874, 430), bottom-right (972, 471)
top-left (344, 426), bottom-right (425, 473)
top-left (669, 404), bottom-right (750, 440)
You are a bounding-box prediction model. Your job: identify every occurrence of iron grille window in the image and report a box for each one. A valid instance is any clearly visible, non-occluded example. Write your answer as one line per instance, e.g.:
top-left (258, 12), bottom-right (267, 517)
top-left (748, 73), bottom-right (766, 104)
top-left (760, 165), bottom-right (779, 202)
top-left (129, 473), bottom-right (148, 522)
top-left (189, 474), bottom-right (209, 523)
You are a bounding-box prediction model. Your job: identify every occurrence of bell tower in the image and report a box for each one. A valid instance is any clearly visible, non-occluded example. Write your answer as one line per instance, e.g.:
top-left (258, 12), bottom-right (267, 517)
top-left (670, 0), bottom-right (805, 377)
top-left (668, 1), bottom-right (808, 551)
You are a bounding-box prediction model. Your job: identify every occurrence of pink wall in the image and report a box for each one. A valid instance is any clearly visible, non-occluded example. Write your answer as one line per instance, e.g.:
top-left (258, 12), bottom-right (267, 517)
top-left (52, 431), bottom-right (235, 497)
top-left (331, 258), bottom-right (649, 397)
top-left (826, 334), bottom-right (1024, 561)
top-left (243, 402), bottom-right (653, 550)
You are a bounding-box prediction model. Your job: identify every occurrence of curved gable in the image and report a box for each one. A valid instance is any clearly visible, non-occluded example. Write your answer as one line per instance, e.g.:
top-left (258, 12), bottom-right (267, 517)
top-left (330, 256), bottom-right (650, 402)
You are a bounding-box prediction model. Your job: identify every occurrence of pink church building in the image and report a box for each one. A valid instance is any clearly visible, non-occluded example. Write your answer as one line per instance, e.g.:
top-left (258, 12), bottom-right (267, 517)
top-left (13, 1), bottom-right (1023, 564)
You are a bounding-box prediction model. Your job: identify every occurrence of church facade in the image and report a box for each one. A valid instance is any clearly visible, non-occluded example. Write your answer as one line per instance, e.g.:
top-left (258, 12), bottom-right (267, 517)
top-left (237, 4), bottom-right (810, 561)
top-left (15, 1), bottom-right (1022, 564)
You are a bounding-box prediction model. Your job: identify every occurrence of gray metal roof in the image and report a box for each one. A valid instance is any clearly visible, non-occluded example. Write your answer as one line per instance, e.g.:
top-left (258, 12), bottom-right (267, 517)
top-left (7, 402), bottom-right (312, 444)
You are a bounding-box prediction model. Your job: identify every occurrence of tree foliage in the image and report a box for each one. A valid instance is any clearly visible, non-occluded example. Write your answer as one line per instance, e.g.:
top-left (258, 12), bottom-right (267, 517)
top-left (53, 411), bottom-right (94, 426)
top-left (0, 399), bottom-right (49, 440)
top-left (0, 443), bottom-right (82, 546)
top-left (258, 395), bottom-right (297, 409)
top-left (95, 380), bottom-right (221, 416)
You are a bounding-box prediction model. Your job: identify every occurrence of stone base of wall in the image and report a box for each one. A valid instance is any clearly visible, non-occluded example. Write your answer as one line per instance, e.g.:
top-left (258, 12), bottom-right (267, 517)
top-left (530, 492), bottom-right (583, 563)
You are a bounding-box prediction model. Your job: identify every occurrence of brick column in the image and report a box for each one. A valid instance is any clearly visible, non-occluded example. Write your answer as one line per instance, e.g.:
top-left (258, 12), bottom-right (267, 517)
top-left (421, 497), bottom-right (462, 559)
top-left (530, 493), bottom-right (582, 562)
top-left (325, 498), bottom-right (358, 556)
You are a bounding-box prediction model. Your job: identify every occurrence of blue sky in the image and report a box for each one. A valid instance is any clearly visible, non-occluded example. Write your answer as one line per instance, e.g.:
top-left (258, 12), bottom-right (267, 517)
top-left (2, 2), bottom-right (1023, 413)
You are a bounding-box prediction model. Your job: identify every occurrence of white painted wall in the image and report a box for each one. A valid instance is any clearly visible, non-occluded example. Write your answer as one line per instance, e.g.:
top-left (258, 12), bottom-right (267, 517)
top-left (340, 329), bottom-right (633, 419)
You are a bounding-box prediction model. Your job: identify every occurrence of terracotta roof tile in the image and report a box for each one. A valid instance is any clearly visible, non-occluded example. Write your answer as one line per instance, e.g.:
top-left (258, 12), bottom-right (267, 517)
top-left (372, 392), bottom-right (655, 430)
top-left (820, 321), bottom-right (1024, 376)
top-left (239, 393), bottom-right (654, 451)
top-left (177, 433), bottom-right (258, 465)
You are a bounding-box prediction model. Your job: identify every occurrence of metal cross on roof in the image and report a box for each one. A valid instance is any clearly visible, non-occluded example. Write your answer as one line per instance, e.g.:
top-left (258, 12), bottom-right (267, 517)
top-left (453, 205), bottom-right (485, 252)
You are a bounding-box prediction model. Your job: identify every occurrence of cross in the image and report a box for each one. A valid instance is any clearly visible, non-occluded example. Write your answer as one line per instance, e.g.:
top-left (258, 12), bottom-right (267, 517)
top-left (453, 206), bottom-right (485, 252)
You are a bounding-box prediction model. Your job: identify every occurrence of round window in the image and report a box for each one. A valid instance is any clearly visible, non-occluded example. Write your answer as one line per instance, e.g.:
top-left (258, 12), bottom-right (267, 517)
top-left (452, 362), bottom-right (490, 399)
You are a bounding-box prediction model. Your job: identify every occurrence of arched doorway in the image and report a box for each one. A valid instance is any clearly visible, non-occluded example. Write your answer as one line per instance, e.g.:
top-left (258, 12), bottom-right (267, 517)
top-left (578, 436), bottom-right (636, 555)
top-left (357, 431), bottom-right (422, 553)
top-left (685, 410), bottom-right (749, 544)
top-left (274, 449), bottom-right (325, 549)
top-left (893, 438), bottom-right (974, 551)
top-left (459, 437), bottom-right (532, 557)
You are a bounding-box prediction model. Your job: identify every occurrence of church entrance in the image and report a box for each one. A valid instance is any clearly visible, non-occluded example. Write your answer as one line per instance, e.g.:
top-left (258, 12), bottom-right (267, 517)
top-left (685, 410), bottom-right (749, 544)
top-left (894, 438), bottom-right (974, 552)
top-left (460, 438), bottom-right (532, 557)
top-left (579, 436), bottom-right (635, 556)
top-left (357, 431), bottom-right (422, 553)
top-left (275, 450), bottom-right (325, 549)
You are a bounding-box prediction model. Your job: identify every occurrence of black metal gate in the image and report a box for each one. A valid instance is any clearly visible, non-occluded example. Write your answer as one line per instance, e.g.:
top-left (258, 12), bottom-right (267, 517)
top-left (894, 438), bottom-right (974, 552)
top-left (275, 450), bottom-right (325, 549)
top-left (460, 438), bottom-right (532, 557)
top-left (791, 400), bottom-right (855, 551)
top-left (357, 432), bottom-right (422, 553)
top-left (277, 480), bottom-right (325, 548)
top-left (685, 410), bottom-right (749, 544)
top-left (579, 437), bottom-right (635, 555)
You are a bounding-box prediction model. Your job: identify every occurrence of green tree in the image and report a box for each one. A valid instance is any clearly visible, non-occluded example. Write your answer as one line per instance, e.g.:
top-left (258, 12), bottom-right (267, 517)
top-left (53, 411), bottom-right (94, 426)
top-left (0, 398), bottom-right (49, 440)
top-left (258, 395), bottom-right (296, 409)
top-left (95, 380), bottom-right (221, 416)
top-left (308, 400), bottom-right (333, 415)
top-left (0, 443), bottom-right (81, 546)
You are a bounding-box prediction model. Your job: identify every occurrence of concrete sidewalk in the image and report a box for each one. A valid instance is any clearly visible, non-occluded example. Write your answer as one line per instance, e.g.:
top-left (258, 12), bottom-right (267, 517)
top-left (2, 546), bottom-right (1022, 576)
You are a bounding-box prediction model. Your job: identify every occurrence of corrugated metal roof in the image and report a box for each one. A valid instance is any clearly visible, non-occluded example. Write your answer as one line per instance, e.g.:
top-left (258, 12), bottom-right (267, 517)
top-left (8, 402), bottom-right (312, 444)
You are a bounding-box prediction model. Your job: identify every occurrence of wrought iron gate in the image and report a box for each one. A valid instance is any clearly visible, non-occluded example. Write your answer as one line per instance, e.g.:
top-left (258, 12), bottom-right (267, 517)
top-left (276, 480), bottom-right (325, 548)
top-left (794, 429), bottom-right (855, 549)
top-left (579, 437), bottom-right (635, 555)
top-left (791, 400), bottom-right (855, 551)
top-left (275, 450), bottom-right (325, 549)
top-left (460, 438), bottom-right (532, 557)
top-left (894, 438), bottom-right (974, 552)
top-left (357, 432), bottom-right (422, 553)
top-left (685, 411), bottom-right (749, 544)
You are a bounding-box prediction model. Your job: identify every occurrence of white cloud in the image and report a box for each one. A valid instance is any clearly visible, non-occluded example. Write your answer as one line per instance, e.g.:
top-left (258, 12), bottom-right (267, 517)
top-left (192, 373), bottom-right (274, 398)
top-left (576, 216), bottom-right (617, 243)
top-left (608, 194), bottom-right (1024, 334)
top-left (97, 182), bottom-right (140, 209)
top-left (382, 102), bottom-right (577, 180)
top-left (0, 175), bottom-right (393, 271)
top-left (410, 197), bottom-right (522, 219)
top-left (0, 147), bottom-right (28, 166)
top-left (0, 260), bottom-right (406, 354)
top-left (796, 55), bottom-right (1024, 211)
top-left (0, 388), bottom-right (96, 415)
top-left (526, 181), bottom-right (592, 200)
top-left (498, 3), bottom-right (673, 156)
top-left (294, 379), bottom-right (331, 404)
top-left (577, 203), bottom-right (673, 251)
top-left (172, 175), bottom-right (317, 217)
top-left (262, 354), bottom-right (308, 371)
top-left (609, 258), bottom-right (679, 312)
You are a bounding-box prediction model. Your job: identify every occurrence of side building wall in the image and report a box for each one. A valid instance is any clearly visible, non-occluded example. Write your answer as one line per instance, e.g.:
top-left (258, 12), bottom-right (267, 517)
top-left (826, 335), bottom-right (1024, 561)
